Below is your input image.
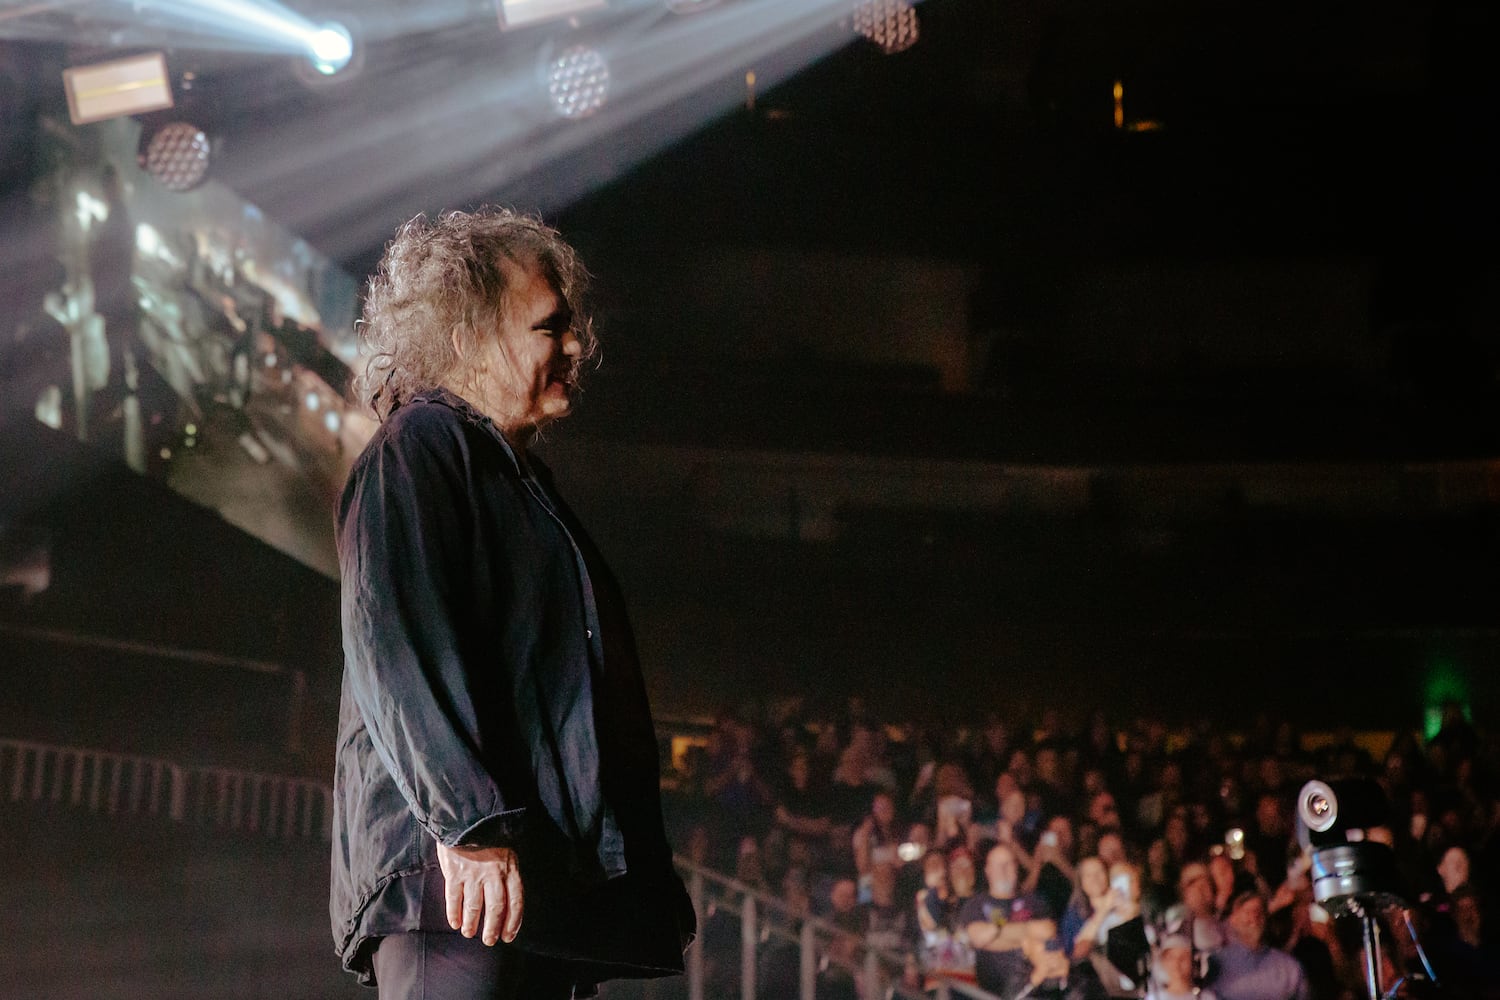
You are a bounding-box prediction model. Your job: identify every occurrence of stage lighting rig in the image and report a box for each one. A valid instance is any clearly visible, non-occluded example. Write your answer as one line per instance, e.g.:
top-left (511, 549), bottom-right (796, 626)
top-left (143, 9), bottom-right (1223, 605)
top-left (139, 120), bottom-right (212, 192)
top-left (540, 41), bottom-right (610, 120)
top-left (497, 0), bottom-right (608, 32)
top-left (63, 51), bottom-right (175, 126)
top-left (852, 0), bottom-right (919, 55)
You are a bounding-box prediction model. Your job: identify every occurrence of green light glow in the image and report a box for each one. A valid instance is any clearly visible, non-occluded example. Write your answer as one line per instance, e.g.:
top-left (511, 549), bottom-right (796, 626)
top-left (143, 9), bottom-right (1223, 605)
top-left (1422, 660), bottom-right (1470, 741)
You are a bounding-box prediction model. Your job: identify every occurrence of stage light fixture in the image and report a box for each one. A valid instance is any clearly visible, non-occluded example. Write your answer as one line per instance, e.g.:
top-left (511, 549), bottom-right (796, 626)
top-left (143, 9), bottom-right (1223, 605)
top-left (292, 17), bottom-right (363, 87)
top-left (309, 22), bottom-right (354, 74)
top-left (63, 51), bottom-right (174, 126)
top-left (544, 43), bottom-right (610, 120)
top-left (141, 121), bottom-right (211, 192)
top-left (852, 0), bottom-right (919, 55)
top-left (498, 0), bottom-right (608, 31)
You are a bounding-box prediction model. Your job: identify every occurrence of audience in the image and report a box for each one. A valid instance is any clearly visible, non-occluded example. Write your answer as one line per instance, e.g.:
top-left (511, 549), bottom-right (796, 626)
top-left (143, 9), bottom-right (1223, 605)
top-left (665, 700), bottom-right (1499, 1000)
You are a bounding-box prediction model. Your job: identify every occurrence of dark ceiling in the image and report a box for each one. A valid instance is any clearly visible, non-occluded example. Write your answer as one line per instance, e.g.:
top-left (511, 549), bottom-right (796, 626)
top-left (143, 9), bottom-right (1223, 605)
top-left (7, 0), bottom-right (1496, 265)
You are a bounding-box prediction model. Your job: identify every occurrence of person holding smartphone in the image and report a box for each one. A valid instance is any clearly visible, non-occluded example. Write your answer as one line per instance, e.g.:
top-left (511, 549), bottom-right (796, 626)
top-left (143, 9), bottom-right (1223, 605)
top-left (1070, 861), bottom-right (1152, 995)
top-left (1059, 857), bottom-right (1114, 963)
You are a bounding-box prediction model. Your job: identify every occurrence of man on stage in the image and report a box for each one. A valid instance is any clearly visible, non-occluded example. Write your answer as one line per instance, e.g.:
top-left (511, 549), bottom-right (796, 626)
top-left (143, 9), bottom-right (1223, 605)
top-left (331, 206), bottom-right (695, 999)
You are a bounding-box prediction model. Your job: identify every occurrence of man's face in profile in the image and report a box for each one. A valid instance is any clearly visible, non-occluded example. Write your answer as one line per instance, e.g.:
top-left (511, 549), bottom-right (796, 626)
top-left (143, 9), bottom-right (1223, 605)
top-left (471, 264), bottom-right (580, 434)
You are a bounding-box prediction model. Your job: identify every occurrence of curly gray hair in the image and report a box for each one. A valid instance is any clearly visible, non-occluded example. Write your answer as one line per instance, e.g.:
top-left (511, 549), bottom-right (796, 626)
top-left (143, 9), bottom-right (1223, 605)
top-left (354, 206), bottom-right (596, 420)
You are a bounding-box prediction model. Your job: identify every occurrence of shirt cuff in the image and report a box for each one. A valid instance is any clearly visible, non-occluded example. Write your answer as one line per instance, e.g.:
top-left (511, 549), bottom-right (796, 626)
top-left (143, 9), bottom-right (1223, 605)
top-left (450, 807), bottom-right (527, 848)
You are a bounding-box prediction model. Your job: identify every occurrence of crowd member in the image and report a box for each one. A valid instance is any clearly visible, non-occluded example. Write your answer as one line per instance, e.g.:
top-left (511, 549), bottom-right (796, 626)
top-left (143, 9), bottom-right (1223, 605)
top-left (922, 756), bottom-right (977, 840)
top-left (962, 841), bottom-right (1051, 998)
top-left (1059, 857), bottom-right (1110, 960)
top-left (1136, 758), bottom-right (1185, 835)
top-left (1096, 831), bottom-right (1128, 871)
top-left (1034, 742), bottom-right (1076, 821)
top-left (852, 790), bottom-right (903, 891)
top-left (1266, 872), bottom-right (1339, 1000)
top-left (1430, 884), bottom-right (1500, 997)
top-left (967, 715), bottom-right (1015, 795)
top-left (948, 845), bottom-right (980, 914)
top-left (703, 713), bottom-right (777, 850)
top-left (916, 846), bottom-right (978, 986)
top-left (864, 862), bottom-right (917, 953)
top-left (831, 723), bottom-right (896, 807)
top-left (1153, 933), bottom-right (1218, 1000)
top-left (1245, 790), bottom-right (1295, 889)
top-left (771, 746), bottom-right (837, 872)
top-left (1438, 844), bottom-right (1474, 899)
top-left (936, 790), bottom-right (977, 855)
top-left (826, 876), bottom-right (863, 933)
top-left (1161, 811), bottom-right (1194, 872)
top-left (1208, 889), bottom-right (1310, 1000)
top-left (1159, 861), bottom-right (1225, 971)
top-left (1141, 836), bottom-right (1177, 923)
top-left (815, 928), bottom-right (862, 1000)
top-left (916, 849), bottom-right (956, 936)
top-left (1090, 861), bottom-right (1153, 994)
top-left (1207, 851), bottom-right (1240, 919)
top-left (754, 867), bottom-right (811, 1000)
top-left (1026, 815), bottom-right (1080, 919)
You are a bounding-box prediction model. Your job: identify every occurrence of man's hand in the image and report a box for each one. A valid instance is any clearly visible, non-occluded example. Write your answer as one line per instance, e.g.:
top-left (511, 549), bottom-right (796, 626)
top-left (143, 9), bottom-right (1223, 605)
top-left (436, 842), bottom-right (524, 946)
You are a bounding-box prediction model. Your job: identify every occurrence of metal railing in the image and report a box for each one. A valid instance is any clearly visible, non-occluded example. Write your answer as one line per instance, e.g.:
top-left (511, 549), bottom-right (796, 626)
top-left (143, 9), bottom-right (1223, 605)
top-left (6, 735), bottom-right (1000, 999)
top-left (0, 737), bottom-right (332, 839)
top-left (674, 856), bottom-right (1002, 1000)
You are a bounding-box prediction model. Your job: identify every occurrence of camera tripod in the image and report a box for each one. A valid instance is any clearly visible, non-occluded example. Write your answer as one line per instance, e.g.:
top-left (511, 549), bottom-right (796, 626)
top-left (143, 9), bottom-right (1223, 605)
top-left (1342, 897), bottom-right (1440, 1000)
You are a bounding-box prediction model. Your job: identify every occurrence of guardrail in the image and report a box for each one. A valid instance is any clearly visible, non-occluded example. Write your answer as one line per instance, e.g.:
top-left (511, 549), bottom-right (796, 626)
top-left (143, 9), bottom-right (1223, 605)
top-left (5, 736), bottom-right (1000, 998)
top-left (674, 856), bottom-right (1001, 1000)
top-left (1, 738), bottom-right (331, 840)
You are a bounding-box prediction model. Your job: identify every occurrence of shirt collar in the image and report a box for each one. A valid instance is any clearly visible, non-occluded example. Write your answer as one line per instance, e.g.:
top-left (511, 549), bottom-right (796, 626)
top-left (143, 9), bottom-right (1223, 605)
top-left (405, 386), bottom-right (527, 473)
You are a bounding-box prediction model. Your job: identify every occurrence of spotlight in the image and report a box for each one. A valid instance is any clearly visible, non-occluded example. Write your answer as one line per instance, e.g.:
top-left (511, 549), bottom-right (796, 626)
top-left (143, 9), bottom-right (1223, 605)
top-left (543, 43), bottom-right (610, 120)
top-left (140, 121), bottom-right (211, 192)
top-left (293, 17), bottom-right (363, 87)
top-left (308, 23), bottom-right (354, 75)
top-left (852, 0), bottom-right (919, 55)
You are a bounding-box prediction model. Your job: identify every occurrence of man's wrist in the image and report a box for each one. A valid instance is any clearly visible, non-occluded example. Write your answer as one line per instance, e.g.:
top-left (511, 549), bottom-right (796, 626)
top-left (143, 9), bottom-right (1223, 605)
top-left (450, 808), bottom-right (527, 848)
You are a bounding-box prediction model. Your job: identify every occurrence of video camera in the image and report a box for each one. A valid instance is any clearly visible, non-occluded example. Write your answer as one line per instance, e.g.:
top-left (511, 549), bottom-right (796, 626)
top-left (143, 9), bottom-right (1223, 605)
top-left (1294, 776), bottom-right (1442, 999)
top-left (1294, 776), bottom-right (1406, 915)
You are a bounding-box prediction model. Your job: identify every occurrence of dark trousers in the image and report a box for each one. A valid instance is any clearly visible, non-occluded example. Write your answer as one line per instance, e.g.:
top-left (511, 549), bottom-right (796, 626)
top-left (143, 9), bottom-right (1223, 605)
top-left (372, 932), bottom-right (583, 1000)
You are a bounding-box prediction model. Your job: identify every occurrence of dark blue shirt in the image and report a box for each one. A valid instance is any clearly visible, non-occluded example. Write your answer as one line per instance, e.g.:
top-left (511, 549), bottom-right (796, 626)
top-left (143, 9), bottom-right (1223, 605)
top-left (330, 389), bottom-right (691, 985)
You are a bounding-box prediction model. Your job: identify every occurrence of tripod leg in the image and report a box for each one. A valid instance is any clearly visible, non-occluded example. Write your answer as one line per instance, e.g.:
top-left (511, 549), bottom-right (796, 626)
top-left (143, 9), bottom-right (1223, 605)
top-left (1362, 913), bottom-right (1382, 1000)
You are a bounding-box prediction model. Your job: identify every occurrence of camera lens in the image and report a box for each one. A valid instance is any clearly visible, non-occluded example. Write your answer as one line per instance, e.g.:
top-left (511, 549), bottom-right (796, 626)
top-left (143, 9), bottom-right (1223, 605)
top-left (1298, 780), bottom-right (1339, 834)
